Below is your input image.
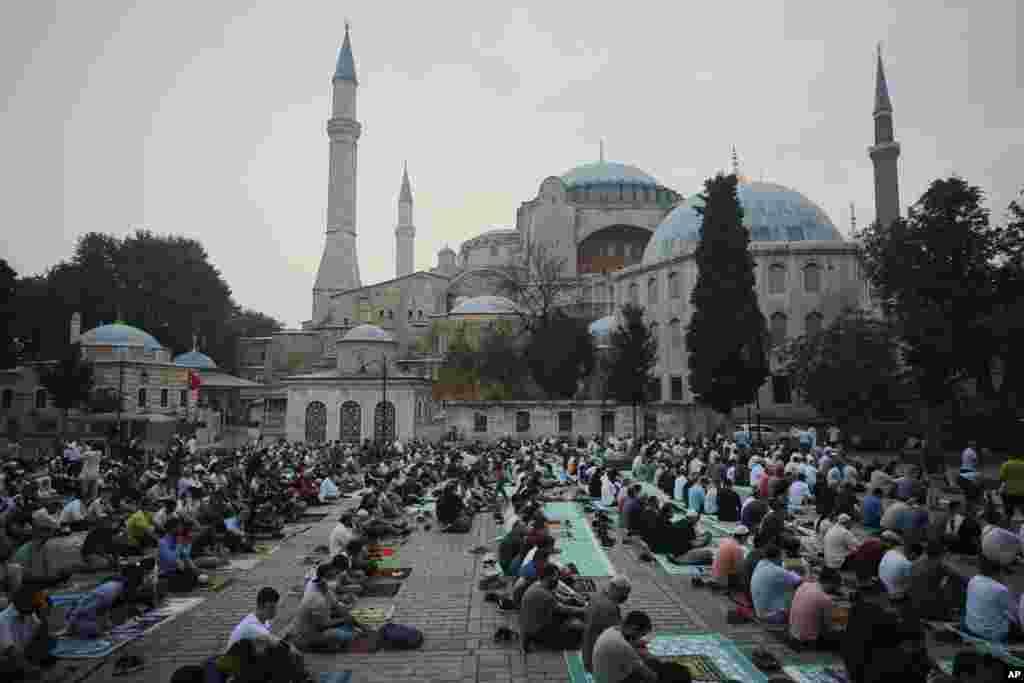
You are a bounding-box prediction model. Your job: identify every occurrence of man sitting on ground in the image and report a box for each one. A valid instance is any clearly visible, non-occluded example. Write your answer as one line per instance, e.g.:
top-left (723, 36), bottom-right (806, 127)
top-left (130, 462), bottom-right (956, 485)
top-left (591, 611), bottom-right (659, 683)
top-left (862, 488), bottom-right (883, 531)
top-left (823, 513), bottom-right (861, 571)
top-left (751, 544), bottom-right (803, 624)
top-left (581, 574), bottom-right (631, 673)
top-left (10, 512), bottom-right (72, 593)
top-left (317, 475), bottom-right (340, 504)
top-left (709, 525), bottom-right (749, 590)
top-left (0, 585), bottom-right (55, 680)
top-left (218, 586), bottom-right (309, 683)
top-left (789, 567), bottom-right (843, 650)
top-left (520, 564), bottom-right (586, 651)
top-left (158, 518), bottom-right (206, 593)
top-left (715, 479), bottom-right (741, 523)
top-left (907, 539), bottom-right (960, 622)
top-left (879, 536), bottom-right (920, 602)
top-left (963, 555), bottom-right (1022, 644)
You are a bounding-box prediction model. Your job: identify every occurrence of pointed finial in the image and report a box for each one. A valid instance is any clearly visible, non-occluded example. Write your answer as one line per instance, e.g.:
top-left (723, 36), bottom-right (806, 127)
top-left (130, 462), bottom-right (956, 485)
top-left (400, 162), bottom-right (413, 203)
top-left (874, 42), bottom-right (892, 114)
top-left (731, 146), bottom-right (740, 176)
top-left (192, 334), bottom-right (198, 352)
top-left (334, 21), bottom-right (358, 83)
top-left (599, 139), bottom-right (605, 163)
top-left (850, 202), bottom-right (857, 234)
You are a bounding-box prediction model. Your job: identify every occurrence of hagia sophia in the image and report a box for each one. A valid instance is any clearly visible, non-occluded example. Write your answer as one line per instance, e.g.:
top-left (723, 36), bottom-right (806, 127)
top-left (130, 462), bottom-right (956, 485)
top-left (231, 27), bottom-right (901, 445)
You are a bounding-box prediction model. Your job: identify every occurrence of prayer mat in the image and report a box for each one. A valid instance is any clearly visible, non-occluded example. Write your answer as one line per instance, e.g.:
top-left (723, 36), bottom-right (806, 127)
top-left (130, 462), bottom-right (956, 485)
top-left (360, 581), bottom-right (401, 598)
top-left (319, 672), bottom-right (352, 683)
top-left (51, 597), bottom-right (204, 659)
top-left (349, 606), bottom-right (394, 630)
top-left (657, 654), bottom-right (730, 682)
top-left (299, 512), bottom-right (329, 522)
top-left (543, 502), bottom-right (615, 577)
top-left (48, 592), bottom-right (92, 608)
top-left (782, 663), bottom-right (850, 683)
top-left (367, 544), bottom-right (401, 569)
top-left (570, 578), bottom-right (597, 593)
top-left (202, 576), bottom-right (234, 593)
top-left (253, 544), bottom-right (276, 556)
top-left (943, 627), bottom-right (1024, 668)
top-left (563, 651), bottom-right (594, 683)
top-left (372, 568), bottom-right (412, 580)
top-left (644, 633), bottom-right (768, 683)
top-left (700, 517), bottom-right (740, 538)
top-left (653, 554), bottom-right (711, 577)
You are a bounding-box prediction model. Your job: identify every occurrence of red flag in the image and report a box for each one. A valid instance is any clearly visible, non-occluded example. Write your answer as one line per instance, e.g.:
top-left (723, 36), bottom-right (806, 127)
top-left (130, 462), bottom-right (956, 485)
top-left (189, 371), bottom-right (202, 390)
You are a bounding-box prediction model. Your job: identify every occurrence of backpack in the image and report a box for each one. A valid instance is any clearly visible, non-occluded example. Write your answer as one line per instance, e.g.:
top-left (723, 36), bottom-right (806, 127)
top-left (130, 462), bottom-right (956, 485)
top-left (378, 623), bottom-right (424, 650)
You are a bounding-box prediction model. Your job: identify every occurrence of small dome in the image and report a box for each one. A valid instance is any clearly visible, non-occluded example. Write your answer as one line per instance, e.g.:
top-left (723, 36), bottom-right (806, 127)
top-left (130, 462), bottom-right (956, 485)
top-left (341, 324), bottom-right (394, 342)
top-left (173, 351), bottom-right (218, 370)
top-left (439, 245), bottom-right (456, 255)
top-left (561, 161), bottom-right (659, 189)
top-left (449, 295), bottom-right (519, 316)
top-left (588, 315), bottom-right (618, 338)
top-left (643, 180), bottom-right (843, 264)
top-left (79, 323), bottom-right (163, 351)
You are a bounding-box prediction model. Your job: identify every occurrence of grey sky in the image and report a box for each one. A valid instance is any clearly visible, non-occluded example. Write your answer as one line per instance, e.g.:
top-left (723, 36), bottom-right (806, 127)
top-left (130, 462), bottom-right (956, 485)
top-left (2, 1), bottom-right (1021, 329)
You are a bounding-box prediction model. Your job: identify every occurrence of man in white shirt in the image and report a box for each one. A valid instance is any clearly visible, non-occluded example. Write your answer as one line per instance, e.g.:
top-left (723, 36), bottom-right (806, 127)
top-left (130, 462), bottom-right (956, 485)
top-left (601, 472), bottom-right (619, 508)
top-left (224, 586), bottom-right (308, 681)
top-left (823, 513), bottom-right (861, 569)
top-left (878, 533), bottom-right (917, 600)
top-left (673, 468), bottom-right (687, 501)
top-left (787, 474), bottom-right (813, 512)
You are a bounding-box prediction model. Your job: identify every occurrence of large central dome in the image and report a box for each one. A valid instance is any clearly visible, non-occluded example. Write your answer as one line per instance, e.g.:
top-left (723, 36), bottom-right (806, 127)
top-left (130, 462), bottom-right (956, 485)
top-left (561, 161), bottom-right (659, 189)
top-left (643, 180), bottom-right (842, 264)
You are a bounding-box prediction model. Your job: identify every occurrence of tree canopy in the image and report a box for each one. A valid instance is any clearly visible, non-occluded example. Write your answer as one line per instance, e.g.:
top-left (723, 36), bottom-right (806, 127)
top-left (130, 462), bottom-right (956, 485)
top-left (495, 240), bottom-right (584, 334)
top-left (0, 259), bottom-right (17, 370)
top-left (524, 313), bottom-right (595, 399)
top-left (37, 343), bottom-right (94, 438)
top-left (607, 303), bottom-right (658, 408)
top-left (685, 173), bottom-right (769, 414)
top-left (8, 230), bottom-right (283, 373)
top-left (782, 308), bottom-right (910, 426)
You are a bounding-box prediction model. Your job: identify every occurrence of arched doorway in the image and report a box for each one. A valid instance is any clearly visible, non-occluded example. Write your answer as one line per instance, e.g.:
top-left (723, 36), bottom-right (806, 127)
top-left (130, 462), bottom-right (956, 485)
top-left (305, 401), bottom-right (327, 443)
top-left (577, 225), bottom-right (653, 274)
top-left (340, 401), bottom-right (361, 443)
top-left (374, 400), bottom-right (396, 443)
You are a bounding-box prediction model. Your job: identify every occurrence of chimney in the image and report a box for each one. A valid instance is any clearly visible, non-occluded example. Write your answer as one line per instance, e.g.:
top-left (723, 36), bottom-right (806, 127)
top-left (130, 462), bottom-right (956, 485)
top-left (70, 312), bottom-right (82, 345)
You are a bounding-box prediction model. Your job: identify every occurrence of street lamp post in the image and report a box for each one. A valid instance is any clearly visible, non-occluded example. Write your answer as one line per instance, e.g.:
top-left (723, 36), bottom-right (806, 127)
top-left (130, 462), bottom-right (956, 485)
top-left (116, 347), bottom-right (126, 454)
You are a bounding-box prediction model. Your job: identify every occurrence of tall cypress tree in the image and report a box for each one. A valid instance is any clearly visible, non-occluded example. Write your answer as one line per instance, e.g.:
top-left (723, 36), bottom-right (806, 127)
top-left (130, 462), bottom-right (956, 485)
top-left (685, 173), bottom-right (769, 414)
top-left (608, 303), bottom-right (659, 436)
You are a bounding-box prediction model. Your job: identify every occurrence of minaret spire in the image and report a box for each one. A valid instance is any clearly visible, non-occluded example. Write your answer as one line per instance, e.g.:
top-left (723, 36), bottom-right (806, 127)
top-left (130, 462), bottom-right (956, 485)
top-left (869, 43), bottom-right (901, 229)
top-left (599, 139), bottom-right (605, 163)
top-left (731, 146), bottom-right (739, 176)
top-left (395, 163), bottom-right (416, 278)
top-left (849, 202), bottom-right (857, 235)
top-left (314, 27), bottom-right (363, 322)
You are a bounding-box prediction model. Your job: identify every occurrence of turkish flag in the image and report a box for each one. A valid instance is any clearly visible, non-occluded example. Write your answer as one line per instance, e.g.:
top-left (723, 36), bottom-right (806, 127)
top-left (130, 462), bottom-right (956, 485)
top-left (189, 371), bottom-right (202, 390)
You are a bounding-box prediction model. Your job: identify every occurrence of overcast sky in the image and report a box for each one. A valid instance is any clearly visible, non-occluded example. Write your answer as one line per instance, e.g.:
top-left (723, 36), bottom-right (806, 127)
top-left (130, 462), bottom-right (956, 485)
top-left (2, 1), bottom-right (1021, 328)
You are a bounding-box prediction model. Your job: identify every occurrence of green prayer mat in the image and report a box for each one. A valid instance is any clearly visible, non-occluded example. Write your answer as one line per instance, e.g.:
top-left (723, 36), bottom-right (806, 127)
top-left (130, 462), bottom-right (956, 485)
top-left (653, 554), bottom-right (710, 576)
top-left (543, 502), bottom-right (615, 577)
top-left (782, 663), bottom-right (850, 683)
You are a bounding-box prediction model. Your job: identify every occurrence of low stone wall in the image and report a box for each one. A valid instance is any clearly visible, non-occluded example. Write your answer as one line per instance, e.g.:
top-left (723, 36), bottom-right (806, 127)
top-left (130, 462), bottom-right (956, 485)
top-left (441, 400), bottom-right (733, 442)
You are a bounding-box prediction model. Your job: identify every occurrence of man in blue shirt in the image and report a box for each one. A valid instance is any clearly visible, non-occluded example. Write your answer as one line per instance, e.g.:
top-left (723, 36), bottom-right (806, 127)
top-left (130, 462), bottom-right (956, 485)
top-left (158, 519), bottom-right (205, 593)
top-left (687, 479), bottom-right (706, 515)
top-left (862, 488), bottom-right (884, 530)
top-left (622, 485), bottom-right (644, 534)
top-left (751, 544), bottom-right (802, 624)
top-left (964, 556), bottom-right (1021, 643)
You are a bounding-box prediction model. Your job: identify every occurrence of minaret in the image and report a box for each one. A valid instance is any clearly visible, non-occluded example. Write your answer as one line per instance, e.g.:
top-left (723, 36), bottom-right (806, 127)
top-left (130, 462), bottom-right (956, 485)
top-left (313, 24), bottom-right (362, 322)
top-left (395, 162), bottom-right (416, 278)
top-left (869, 45), bottom-right (901, 229)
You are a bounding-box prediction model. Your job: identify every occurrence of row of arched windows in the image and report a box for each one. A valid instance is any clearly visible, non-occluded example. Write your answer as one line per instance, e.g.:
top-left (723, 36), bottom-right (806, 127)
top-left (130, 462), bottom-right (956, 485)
top-left (568, 186), bottom-right (675, 204)
top-left (647, 311), bottom-right (825, 363)
top-left (370, 310), bottom-right (426, 322)
top-left (616, 262), bottom-right (823, 308)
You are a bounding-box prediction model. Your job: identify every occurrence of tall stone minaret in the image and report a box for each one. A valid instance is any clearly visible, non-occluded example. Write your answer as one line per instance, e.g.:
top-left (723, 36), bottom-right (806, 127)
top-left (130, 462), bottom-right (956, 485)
top-left (313, 24), bottom-right (362, 322)
top-left (395, 162), bottom-right (416, 278)
top-left (869, 46), bottom-right (901, 229)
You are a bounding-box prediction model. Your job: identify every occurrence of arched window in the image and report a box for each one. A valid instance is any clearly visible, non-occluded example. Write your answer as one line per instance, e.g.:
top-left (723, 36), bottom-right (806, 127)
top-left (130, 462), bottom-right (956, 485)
top-left (670, 318), bottom-right (683, 351)
top-left (373, 401), bottom-right (395, 442)
top-left (340, 401), bottom-right (360, 442)
top-left (305, 401), bottom-right (327, 443)
top-left (668, 272), bottom-right (681, 299)
top-left (768, 263), bottom-right (788, 294)
top-left (768, 264), bottom-right (787, 294)
top-left (770, 312), bottom-right (788, 347)
top-left (628, 282), bottom-right (639, 306)
top-left (608, 285), bottom-right (615, 302)
top-left (474, 412), bottom-right (488, 433)
top-left (647, 277), bottom-right (658, 305)
top-left (803, 263), bottom-right (821, 293)
top-left (379, 310), bottom-right (384, 319)
top-left (179, 389), bottom-right (188, 407)
top-left (418, 310), bottom-right (423, 319)
top-left (34, 389), bottom-right (47, 410)
top-left (490, 245), bottom-right (499, 258)
top-left (1, 389), bottom-right (13, 410)
top-left (137, 388), bottom-right (147, 407)
top-left (650, 322), bottom-right (660, 361)
top-left (388, 310), bottom-right (394, 319)
top-left (160, 389), bottom-right (168, 408)
top-left (408, 310), bottom-right (413, 320)
top-left (805, 312), bottom-right (824, 337)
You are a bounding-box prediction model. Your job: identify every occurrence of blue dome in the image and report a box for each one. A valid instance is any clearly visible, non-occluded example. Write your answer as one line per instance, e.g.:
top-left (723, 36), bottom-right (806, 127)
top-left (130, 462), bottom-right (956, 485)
top-left (173, 351), bottom-right (218, 370)
top-left (449, 295), bottom-right (519, 316)
top-left (643, 180), bottom-right (842, 264)
top-left (342, 324), bottom-right (393, 342)
top-left (588, 315), bottom-right (618, 338)
top-left (561, 161), bottom-right (659, 189)
top-left (79, 323), bottom-right (163, 351)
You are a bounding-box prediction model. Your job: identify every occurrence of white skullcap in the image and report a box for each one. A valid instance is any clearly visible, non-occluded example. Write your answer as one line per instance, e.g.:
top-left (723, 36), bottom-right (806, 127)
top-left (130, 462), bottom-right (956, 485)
top-left (837, 513), bottom-right (852, 525)
top-left (609, 574), bottom-right (632, 593)
top-left (734, 525), bottom-right (750, 536)
top-left (687, 510), bottom-right (699, 519)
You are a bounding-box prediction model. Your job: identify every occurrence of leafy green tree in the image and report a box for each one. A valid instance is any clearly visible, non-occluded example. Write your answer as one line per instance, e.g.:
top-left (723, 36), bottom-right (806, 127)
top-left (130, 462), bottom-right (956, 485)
top-left (524, 313), bottom-right (595, 399)
top-left (37, 343), bottom-right (94, 440)
top-left (858, 177), bottom-right (999, 467)
top-left (783, 308), bottom-right (912, 430)
top-left (477, 322), bottom-right (528, 398)
top-left (607, 303), bottom-right (658, 436)
top-left (686, 173), bottom-right (769, 414)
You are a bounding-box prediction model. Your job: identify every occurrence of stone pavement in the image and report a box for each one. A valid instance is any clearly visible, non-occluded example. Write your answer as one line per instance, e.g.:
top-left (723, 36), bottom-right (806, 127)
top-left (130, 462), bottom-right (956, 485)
top-left (57, 490), bottom-right (976, 683)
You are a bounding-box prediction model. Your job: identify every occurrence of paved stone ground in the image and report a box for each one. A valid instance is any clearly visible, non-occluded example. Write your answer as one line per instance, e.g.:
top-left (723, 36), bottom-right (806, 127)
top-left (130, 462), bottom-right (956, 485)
top-left (46, 480), bottom-right (985, 683)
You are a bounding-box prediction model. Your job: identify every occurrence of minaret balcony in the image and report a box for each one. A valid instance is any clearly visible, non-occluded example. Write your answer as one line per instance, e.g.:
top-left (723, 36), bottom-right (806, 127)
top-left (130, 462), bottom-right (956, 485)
top-left (327, 118), bottom-right (362, 140)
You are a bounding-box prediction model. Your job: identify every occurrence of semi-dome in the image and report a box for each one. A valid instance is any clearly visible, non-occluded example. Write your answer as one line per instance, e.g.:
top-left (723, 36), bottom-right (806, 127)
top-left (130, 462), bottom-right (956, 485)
top-left (588, 315), bottom-right (618, 338)
top-left (341, 324), bottom-right (394, 343)
top-left (449, 295), bottom-right (519, 316)
top-left (561, 161), bottom-right (659, 189)
top-left (643, 180), bottom-right (843, 264)
top-left (173, 351), bottom-right (218, 370)
top-left (79, 323), bottom-right (164, 351)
